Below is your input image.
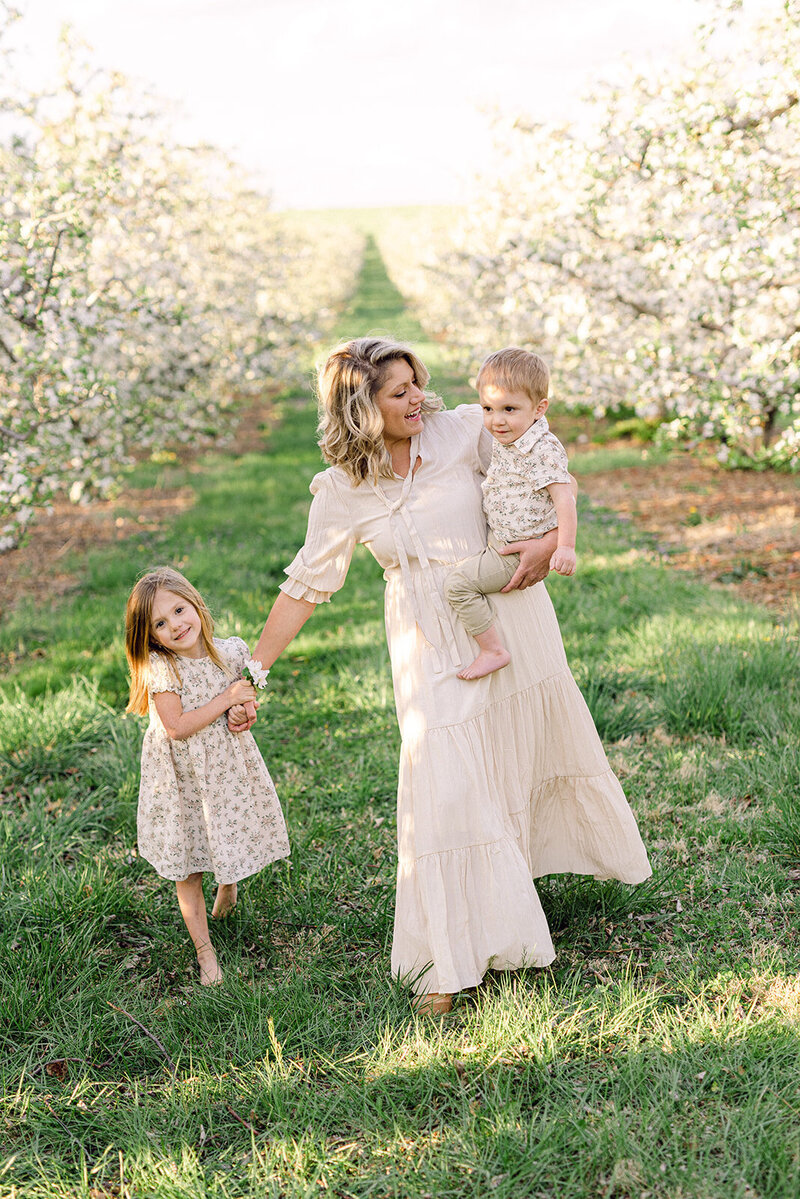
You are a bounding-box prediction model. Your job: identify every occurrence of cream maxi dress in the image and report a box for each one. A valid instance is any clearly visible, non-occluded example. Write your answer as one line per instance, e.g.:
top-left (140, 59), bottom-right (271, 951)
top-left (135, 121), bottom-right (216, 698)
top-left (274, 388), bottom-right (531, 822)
top-left (281, 406), bottom-right (651, 996)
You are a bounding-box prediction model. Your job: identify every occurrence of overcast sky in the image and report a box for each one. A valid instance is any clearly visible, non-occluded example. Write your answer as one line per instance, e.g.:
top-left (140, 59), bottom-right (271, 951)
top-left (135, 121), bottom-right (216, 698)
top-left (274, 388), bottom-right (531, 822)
top-left (6, 0), bottom-right (775, 209)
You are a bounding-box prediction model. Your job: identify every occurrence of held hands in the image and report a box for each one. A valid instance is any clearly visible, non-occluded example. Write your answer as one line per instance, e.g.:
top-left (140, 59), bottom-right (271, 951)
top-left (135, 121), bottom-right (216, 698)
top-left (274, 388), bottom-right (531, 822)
top-left (224, 680), bottom-right (257, 735)
top-left (228, 699), bottom-right (257, 733)
top-left (550, 546), bottom-right (577, 576)
top-left (229, 655), bottom-right (270, 733)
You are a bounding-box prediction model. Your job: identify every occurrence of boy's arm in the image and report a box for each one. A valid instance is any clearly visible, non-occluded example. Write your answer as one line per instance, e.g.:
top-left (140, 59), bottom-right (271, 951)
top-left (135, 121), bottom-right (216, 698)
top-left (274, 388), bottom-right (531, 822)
top-left (547, 480), bottom-right (578, 576)
top-left (499, 475), bottom-right (579, 589)
top-left (154, 678), bottom-right (257, 741)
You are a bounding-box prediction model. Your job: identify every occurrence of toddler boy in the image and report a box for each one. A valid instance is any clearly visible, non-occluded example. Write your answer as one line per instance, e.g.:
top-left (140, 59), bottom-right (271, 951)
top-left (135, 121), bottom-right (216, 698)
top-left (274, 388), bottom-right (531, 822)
top-left (445, 346), bottom-right (577, 680)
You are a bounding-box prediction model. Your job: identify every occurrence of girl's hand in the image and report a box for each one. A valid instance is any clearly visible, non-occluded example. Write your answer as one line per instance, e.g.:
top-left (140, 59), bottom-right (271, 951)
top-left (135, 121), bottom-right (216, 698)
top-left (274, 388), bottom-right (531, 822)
top-left (228, 700), bottom-right (257, 733)
top-left (499, 528), bottom-right (558, 591)
top-left (227, 678), bottom-right (258, 705)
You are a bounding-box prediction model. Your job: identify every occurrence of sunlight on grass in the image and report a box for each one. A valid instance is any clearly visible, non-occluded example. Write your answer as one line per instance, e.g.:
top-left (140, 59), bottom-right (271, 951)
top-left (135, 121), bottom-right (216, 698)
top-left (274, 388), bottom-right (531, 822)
top-left (1, 234), bottom-right (798, 1199)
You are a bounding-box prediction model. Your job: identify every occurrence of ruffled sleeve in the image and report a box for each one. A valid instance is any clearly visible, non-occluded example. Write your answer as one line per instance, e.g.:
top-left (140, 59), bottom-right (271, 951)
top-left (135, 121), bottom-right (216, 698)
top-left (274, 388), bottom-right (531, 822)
top-left (452, 403), bottom-right (493, 473)
top-left (148, 653), bottom-right (181, 696)
top-left (280, 469), bottom-right (357, 604)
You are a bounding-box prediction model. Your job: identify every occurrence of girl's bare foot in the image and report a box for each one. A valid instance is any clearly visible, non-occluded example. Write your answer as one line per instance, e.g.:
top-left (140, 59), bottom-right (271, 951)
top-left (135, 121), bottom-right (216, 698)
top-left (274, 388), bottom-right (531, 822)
top-left (196, 943), bottom-right (222, 986)
top-left (212, 882), bottom-right (238, 919)
top-left (458, 648), bottom-right (511, 680)
top-left (413, 992), bottom-right (453, 1015)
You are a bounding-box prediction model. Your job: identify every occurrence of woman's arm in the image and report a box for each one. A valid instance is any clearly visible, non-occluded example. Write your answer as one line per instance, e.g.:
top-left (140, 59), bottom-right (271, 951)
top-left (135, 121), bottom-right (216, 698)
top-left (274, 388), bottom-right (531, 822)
top-left (252, 592), bottom-right (316, 667)
top-left (227, 593), bottom-right (317, 732)
top-left (155, 677), bottom-right (257, 741)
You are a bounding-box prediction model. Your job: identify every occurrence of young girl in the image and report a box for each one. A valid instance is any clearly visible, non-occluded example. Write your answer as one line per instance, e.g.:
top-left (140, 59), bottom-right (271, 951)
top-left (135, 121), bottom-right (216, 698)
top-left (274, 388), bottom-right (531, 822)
top-left (125, 566), bottom-right (289, 986)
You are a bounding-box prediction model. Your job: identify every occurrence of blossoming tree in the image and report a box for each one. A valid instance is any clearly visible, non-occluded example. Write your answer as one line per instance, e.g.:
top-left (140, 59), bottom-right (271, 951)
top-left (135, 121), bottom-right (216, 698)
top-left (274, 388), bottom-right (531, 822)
top-left (409, 1), bottom-right (799, 469)
top-left (0, 21), bottom-right (363, 550)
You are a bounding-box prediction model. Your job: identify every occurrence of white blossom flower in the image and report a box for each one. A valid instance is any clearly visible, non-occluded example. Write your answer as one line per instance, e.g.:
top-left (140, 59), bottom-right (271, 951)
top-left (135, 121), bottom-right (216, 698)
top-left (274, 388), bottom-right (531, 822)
top-left (242, 659), bottom-right (270, 689)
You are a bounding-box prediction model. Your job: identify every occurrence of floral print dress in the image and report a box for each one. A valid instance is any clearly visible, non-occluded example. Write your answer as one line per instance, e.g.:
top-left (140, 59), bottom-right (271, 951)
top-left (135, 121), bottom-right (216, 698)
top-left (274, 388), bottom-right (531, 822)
top-left (136, 636), bottom-right (289, 884)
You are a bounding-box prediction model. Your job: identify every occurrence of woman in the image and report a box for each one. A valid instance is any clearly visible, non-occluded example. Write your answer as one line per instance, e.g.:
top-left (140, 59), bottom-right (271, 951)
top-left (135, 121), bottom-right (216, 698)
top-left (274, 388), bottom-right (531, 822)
top-left (240, 337), bottom-right (650, 1014)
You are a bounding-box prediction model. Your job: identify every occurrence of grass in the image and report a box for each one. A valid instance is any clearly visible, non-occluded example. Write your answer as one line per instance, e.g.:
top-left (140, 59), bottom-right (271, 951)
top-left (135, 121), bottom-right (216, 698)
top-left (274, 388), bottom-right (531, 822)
top-left (568, 444), bottom-right (672, 473)
top-left (1, 236), bottom-right (799, 1198)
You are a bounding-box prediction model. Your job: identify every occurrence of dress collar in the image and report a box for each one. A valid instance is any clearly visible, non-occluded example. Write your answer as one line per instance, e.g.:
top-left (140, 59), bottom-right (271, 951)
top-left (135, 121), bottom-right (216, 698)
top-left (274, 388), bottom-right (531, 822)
top-left (390, 431), bottom-right (422, 482)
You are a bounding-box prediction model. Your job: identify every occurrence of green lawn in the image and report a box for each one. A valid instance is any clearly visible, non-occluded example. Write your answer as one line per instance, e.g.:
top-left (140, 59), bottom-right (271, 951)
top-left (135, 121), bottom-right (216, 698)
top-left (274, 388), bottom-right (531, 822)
top-left (1, 238), bottom-right (799, 1198)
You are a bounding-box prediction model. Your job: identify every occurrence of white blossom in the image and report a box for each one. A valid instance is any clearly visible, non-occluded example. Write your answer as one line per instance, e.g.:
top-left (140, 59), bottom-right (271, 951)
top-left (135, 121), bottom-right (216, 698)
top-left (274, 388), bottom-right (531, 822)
top-left (399, 2), bottom-right (800, 471)
top-left (0, 31), bottom-right (366, 550)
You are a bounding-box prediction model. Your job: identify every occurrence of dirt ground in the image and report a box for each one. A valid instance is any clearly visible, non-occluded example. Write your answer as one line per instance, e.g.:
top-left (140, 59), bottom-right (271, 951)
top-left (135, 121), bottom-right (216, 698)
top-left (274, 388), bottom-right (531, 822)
top-left (1, 403), bottom-right (797, 623)
top-left (0, 395), bottom-right (272, 622)
top-left (574, 447), bottom-right (799, 618)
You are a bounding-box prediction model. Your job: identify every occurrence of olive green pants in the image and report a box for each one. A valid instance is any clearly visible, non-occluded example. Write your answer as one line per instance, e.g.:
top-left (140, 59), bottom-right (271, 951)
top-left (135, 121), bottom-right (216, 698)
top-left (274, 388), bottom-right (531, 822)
top-left (444, 538), bottom-right (519, 637)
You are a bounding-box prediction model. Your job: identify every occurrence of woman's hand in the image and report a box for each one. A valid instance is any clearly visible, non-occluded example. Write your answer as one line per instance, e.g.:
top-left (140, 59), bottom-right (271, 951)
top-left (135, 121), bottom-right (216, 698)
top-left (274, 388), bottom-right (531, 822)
top-left (223, 681), bottom-right (257, 731)
top-left (228, 700), bottom-right (257, 733)
top-left (499, 528), bottom-right (559, 591)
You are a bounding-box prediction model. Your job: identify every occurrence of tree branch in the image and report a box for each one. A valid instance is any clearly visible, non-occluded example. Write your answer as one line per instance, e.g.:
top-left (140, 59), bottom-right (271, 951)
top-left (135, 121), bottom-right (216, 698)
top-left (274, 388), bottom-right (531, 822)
top-left (723, 94), bottom-right (798, 134)
top-left (34, 227), bottom-right (64, 318)
top-left (0, 331), bottom-right (19, 362)
top-left (0, 423), bottom-right (26, 443)
top-left (533, 247), bottom-right (665, 319)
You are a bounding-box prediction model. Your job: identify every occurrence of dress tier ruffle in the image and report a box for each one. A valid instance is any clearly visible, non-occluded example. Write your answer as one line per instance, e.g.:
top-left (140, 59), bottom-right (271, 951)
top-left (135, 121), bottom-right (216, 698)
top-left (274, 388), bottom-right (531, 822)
top-left (280, 404), bottom-right (651, 997)
top-left (385, 561), bottom-right (651, 996)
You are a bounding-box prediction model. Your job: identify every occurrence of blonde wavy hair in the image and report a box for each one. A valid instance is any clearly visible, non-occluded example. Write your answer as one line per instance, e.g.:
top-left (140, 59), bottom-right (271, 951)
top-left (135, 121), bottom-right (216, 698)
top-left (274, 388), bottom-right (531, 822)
top-left (317, 337), bottom-right (443, 484)
top-left (125, 566), bottom-right (228, 716)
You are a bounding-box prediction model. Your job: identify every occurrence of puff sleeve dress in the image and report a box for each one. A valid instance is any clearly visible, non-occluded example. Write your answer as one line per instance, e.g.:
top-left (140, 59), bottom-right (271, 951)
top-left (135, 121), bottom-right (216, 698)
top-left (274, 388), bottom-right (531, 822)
top-left (282, 406), bottom-right (650, 996)
top-left (137, 636), bottom-right (289, 884)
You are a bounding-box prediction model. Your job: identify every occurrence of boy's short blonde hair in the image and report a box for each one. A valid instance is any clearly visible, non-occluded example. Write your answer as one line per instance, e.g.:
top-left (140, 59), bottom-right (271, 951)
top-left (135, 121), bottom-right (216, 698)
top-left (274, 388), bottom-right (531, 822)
top-left (475, 346), bottom-right (550, 403)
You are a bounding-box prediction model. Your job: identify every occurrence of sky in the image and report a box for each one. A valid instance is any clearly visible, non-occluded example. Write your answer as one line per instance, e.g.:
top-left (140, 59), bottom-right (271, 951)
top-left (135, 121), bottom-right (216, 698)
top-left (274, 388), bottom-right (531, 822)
top-left (4, 0), bottom-right (773, 210)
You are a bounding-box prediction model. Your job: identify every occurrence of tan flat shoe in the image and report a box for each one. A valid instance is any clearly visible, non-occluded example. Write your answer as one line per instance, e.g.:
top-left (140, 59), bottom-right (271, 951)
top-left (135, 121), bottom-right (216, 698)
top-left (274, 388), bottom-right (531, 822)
top-left (413, 992), bottom-right (453, 1015)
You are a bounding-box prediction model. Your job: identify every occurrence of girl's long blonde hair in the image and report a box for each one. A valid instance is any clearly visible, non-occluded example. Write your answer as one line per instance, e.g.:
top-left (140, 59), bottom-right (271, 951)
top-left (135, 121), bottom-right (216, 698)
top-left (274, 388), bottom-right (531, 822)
top-left (317, 337), bottom-right (443, 484)
top-left (125, 567), bottom-right (227, 716)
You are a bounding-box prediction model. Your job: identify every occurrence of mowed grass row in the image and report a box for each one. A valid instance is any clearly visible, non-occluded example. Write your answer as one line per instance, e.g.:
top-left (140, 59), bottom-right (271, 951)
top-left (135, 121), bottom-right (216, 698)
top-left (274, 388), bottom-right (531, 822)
top-left (1, 234), bottom-right (799, 1198)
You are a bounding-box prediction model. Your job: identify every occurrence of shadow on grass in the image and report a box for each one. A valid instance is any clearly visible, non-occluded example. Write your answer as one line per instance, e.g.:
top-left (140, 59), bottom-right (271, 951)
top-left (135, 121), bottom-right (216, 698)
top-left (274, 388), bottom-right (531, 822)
top-left (6, 963), bottom-right (800, 1199)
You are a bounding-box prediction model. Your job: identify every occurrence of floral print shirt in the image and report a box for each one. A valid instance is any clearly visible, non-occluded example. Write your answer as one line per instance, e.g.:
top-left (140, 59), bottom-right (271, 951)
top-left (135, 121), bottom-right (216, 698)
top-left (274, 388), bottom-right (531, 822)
top-left (481, 416), bottom-right (571, 544)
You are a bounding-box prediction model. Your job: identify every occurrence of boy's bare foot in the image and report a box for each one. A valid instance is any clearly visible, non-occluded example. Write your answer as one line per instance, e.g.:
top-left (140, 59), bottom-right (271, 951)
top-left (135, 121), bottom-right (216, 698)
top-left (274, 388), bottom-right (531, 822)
top-left (458, 648), bottom-right (511, 680)
top-left (413, 992), bottom-right (453, 1015)
top-left (196, 944), bottom-right (222, 986)
top-left (212, 882), bottom-right (238, 919)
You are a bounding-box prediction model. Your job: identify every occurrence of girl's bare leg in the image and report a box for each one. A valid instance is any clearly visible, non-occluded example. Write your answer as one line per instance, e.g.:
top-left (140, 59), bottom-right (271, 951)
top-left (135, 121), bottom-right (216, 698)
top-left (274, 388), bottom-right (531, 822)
top-left (212, 882), bottom-right (238, 919)
top-left (458, 624), bottom-right (511, 680)
top-left (175, 873), bottom-right (221, 985)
